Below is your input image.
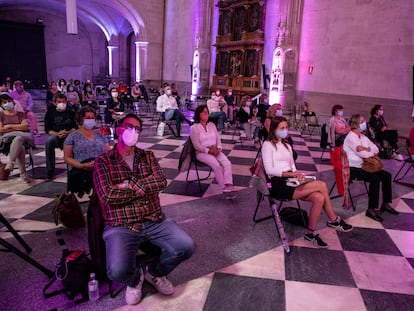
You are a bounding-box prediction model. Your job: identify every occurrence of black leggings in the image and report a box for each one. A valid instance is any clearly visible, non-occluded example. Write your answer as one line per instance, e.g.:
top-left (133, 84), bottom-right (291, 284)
top-left (376, 130), bottom-right (399, 151)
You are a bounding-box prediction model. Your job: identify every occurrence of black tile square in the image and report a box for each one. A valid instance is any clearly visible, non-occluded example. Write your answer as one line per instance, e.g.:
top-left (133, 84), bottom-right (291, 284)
top-left (293, 141), bottom-right (307, 146)
top-left (23, 200), bottom-right (89, 222)
top-left (233, 144), bottom-right (256, 151)
top-left (233, 174), bottom-right (252, 187)
top-left (295, 150), bottom-right (311, 156)
top-left (360, 289), bottom-right (414, 311)
top-left (312, 157), bottom-right (331, 165)
top-left (165, 152), bottom-right (181, 159)
top-left (400, 198), bottom-right (414, 212)
top-left (381, 213), bottom-right (414, 231)
top-left (139, 137), bottom-right (162, 143)
top-left (407, 258), bottom-right (414, 269)
top-left (295, 162), bottom-right (317, 172)
top-left (203, 273), bottom-right (285, 311)
top-left (0, 193), bottom-right (12, 200)
top-left (162, 167), bottom-right (179, 180)
top-left (337, 227), bottom-right (402, 256)
top-left (307, 146), bottom-right (323, 152)
top-left (285, 246), bottom-right (356, 287)
top-left (18, 181), bottom-right (68, 198)
top-left (150, 144), bottom-right (178, 151)
top-left (28, 167), bottom-right (66, 180)
top-left (228, 156), bottom-right (255, 166)
top-left (162, 180), bottom-right (208, 197)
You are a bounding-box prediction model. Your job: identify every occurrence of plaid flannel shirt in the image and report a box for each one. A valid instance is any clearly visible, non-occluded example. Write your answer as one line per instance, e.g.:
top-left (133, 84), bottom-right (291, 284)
top-left (93, 146), bottom-right (167, 232)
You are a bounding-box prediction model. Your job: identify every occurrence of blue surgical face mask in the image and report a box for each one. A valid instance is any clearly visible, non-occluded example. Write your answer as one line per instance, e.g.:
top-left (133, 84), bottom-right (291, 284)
top-left (275, 109), bottom-right (283, 117)
top-left (337, 110), bottom-right (344, 117)
top-left (378, 110), bottom-right (384, 116)
top-left (166, 89), bottom-right (172, 96)
top-left (3, 101), bottom-right (14, 110)
top-left (359, 121), bottom-right (367, 132)
top-left (83, 119), bottom-right (96, 129)
top-left (276, 129), bottom-right (288, 139)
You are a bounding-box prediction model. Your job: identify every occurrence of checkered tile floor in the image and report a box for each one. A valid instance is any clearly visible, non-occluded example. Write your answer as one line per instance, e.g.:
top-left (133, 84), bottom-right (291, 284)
top-left (1, 101), bottom-right (414, 311)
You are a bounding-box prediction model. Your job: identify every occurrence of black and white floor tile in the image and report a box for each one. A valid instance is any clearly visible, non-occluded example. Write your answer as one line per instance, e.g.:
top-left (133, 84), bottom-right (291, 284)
top-left (1, 100), bottom-right (414, 311)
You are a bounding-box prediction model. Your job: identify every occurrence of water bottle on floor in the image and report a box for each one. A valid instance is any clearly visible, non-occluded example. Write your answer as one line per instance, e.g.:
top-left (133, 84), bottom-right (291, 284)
top-left (88, 273), bottom-right (99, 301)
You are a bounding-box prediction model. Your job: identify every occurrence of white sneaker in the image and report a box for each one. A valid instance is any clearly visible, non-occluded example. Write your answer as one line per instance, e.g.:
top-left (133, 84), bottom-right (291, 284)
top-left (19, 173), bottom-right (32, 184)
top-left (222, 185), bottom-right (236, 193)
top-left (144, 267), bottom-right (174, 295)
top-left (125, 268), bottom-right (145, 305)
top-left (393, 153), bottom-right (403, 161)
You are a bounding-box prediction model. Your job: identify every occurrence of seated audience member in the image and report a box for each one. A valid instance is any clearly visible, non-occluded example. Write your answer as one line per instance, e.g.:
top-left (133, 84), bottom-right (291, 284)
top-left (206, 91), bottom-right (228, 133)
top-left (214, 89), bottom-right (228, 116)
top-left (10, 80), bottom-right (38, 135)
top-left (223, 88), bottom-right (235, 123)
top-left (190, 105), bottom-right (237, 197)
top-left (236, 96), bottom-right (261, 140)
top-left (131, 81), bottom-right (142, 101)
top-left (82, 82), bottom-right (97, 105)
top-left (343, 114), bottom-right (398, 222)
top-left (262, 116), bottom-right (353, 248)
top-left (264, 104), bottom-right (283, 134)
top-left (369, 104), bottom-right (403, 160)
top-left (44, 93), bottom-right (77, 180)
top-left (105, 87), bottom-right (125, 124)
top-left (327, 104), bottom-right (351, 146)
top-left (93, 113), bottom-right (195, 306)
top-left (257, 94), bottom-right (270, 124)
top-left (57, 78), bottom-right (67, 93)
top-left (0, 94), bottom-right (34, 183)
top-left (64, 106), bottom-right (110, 197)
top-left (156, 84), bottom-right (191, 137)
top-left (66, 83), bottom-right (80, 112)
top-left (46, 81), bottom-right (59, 111)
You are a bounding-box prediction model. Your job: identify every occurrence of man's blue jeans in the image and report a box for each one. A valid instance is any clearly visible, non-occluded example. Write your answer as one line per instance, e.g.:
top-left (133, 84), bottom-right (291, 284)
top-left (45, 135), bottom-right (64, 172)
top-left (209, 111), bottom-right (227, 131)
top-left (103, 217), bottom-right (195, 288)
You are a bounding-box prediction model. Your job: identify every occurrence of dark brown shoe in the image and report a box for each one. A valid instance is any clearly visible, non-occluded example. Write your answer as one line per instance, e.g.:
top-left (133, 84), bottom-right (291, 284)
top-left (380, 203), bottom-right (399, 215)
top-left (366, 209), bottom-right (383, 222)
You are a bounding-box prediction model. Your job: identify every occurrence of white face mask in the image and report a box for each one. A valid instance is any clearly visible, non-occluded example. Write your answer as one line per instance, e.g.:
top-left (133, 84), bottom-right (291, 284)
top-left (111, 92), bottom-right (118, 98)
top-left (378, 110), bottom-right (384, 116)
top-left (337, 110), bottom-right (344, 117)
top-left (57, 102), bottom-right (66, 111)
top-left (83, 119), bottom-right (96, 129)
top-left (166, 89), bottom-right (172, 96)
top-left (122, 128), bottom-right (139, 146)
top-left (246, 101), bottom-right (252, 107)
top-left (212, 95), bottom-right (216, 100)
top-left (275, 109), bottom-right (283, 116)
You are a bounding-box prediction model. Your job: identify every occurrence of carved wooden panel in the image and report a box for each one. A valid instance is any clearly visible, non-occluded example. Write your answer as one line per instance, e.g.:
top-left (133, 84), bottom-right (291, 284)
top-left (214, 0), bottom-right (265, 96)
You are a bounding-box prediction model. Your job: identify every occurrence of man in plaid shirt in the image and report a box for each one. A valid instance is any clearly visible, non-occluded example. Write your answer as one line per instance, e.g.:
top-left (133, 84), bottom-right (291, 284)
top-left (93, 113), bottom-right (195, 305)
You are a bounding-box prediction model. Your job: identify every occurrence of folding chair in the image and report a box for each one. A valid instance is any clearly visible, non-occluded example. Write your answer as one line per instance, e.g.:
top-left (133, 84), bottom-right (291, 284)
top-left (329, 179), bottom-right (368, 211)
top-left (87, 193), bottom-right (162, 298)
top-left (393, 138), bottom-right (414, 183)
top-left (250, 160), bottom-right (307, 254)
top-left (319, 123), bottom-right (331, 160)
top-left (300, 112), bottom-right (321, 139)
top-left (156, 112), bottom-right (177, 137)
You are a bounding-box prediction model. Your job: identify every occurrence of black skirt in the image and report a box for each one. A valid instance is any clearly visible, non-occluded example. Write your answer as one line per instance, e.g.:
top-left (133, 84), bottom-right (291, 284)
top-left (269, 176), bottom-right (296, 200)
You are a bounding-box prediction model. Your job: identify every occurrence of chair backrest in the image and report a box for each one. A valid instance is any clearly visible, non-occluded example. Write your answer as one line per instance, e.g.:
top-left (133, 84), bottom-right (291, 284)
top-left (320, 124), bottom-right (329, 149)
top-left (178, 138), bottom-right (194, 172)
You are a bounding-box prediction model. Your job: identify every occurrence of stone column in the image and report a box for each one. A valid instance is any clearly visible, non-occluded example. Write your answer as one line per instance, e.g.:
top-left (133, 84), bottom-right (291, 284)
top-left (135, 41), bottom-right (149, 82)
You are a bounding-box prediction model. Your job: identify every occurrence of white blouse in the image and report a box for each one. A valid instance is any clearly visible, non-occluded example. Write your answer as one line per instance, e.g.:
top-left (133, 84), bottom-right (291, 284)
top-left (262, 141), bottom-right (296, 177)
top-left (343, 131), bottom-right (379, 168)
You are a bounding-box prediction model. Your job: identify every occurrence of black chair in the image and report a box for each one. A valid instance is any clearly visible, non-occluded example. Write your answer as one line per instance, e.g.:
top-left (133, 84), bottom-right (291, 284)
top-left (329, 178), bottom-right (368, 211)
top-left (87, 193), bottom-right (161, 298)
top-left (393, 138), bottom-right (414, 184)
top-left (249, 163), bottom-right (307, 254)
top-left (300, 112), bottom-right (321, 139)
top-left (156, 112), bottom-right (177, 137)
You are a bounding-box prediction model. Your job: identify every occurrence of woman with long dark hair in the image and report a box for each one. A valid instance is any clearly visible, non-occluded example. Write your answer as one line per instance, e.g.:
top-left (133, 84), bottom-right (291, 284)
top-left (262, 116), bottom-right (353, 248)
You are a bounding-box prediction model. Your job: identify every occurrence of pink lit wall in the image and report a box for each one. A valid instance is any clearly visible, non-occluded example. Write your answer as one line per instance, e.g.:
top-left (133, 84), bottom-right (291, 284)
top-left (297, 0), bottom-right (414, 101)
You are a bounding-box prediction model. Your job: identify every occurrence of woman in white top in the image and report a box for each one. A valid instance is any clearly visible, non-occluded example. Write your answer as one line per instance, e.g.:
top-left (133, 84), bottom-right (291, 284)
top-left (190, 105), bottom-right (235, 195)
top-left (262, 116), bottom-right (353, 248)
top-left (343, 114), bottom-right (398, 222)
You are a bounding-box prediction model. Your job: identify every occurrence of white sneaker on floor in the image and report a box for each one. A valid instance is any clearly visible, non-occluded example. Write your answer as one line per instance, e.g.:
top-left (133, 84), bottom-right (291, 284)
top-left (19, 173), bottom-right (32, 184)
top-left (144, 267), bottom-right (174, 295)
top-left (125, 268), bottom-right (145, 305)
top-left (5, 162), bottom-right (14, 172)
top-left (222, 185), bottom-right (236, 193)
top-left (393, 153), bottom-right (403, 161)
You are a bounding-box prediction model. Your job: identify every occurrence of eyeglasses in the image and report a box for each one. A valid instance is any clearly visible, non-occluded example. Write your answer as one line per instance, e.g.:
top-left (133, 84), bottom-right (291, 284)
top-left (122, 123), bottom-right (142, 133)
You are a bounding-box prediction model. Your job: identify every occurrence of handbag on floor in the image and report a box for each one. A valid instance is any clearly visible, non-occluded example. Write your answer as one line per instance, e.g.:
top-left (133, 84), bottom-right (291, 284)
top-left (52, 193), bottom-right (85, 228)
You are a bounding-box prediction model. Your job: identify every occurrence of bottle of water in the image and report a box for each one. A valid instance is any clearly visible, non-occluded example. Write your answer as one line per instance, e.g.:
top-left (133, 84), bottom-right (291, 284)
top-left (88, 273), bottom-right (99, 301)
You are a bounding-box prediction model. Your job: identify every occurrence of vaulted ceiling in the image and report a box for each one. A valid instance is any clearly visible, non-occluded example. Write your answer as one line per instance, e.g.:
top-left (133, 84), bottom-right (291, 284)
top-left (0, 0), bottom-right (146, 40)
